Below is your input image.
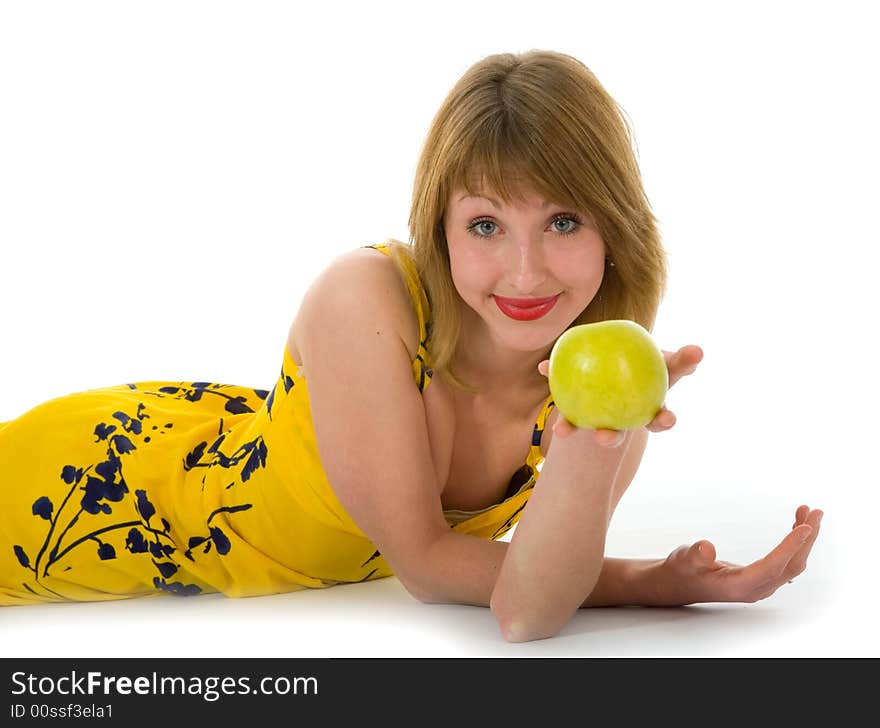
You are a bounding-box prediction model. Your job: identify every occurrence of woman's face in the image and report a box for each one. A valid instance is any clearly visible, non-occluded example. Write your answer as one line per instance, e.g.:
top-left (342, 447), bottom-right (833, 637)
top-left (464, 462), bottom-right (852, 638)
top-left (443, 183), bottom-right (606, 354)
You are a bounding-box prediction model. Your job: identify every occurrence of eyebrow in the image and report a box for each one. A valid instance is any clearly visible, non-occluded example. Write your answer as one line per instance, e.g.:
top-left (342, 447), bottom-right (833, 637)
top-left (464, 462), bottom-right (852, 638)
top-left (458, 194), bottom-right (552, 210)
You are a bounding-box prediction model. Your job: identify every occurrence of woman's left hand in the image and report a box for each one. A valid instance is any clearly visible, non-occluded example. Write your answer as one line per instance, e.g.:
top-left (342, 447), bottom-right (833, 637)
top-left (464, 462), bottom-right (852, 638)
top-left (656, 505), bottom-right (824, 605)
top-left (537, 343), bottom-right (704, 446)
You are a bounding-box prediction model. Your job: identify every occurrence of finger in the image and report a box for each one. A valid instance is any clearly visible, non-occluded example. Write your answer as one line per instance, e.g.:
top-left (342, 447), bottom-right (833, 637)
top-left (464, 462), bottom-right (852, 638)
top-left (785, 509), bottom-right (823, 577)
top-left (594, 428), bottom-right (626, 447)
top-left (694, 539), bottom-right (717, 565)
top-left (793, 504), bottom-right (810, 528)
top-left (537, 360), bottom-right (549, 377)
top-left (551, 416), bottom-right (576, 438)
top-left (679, 345), bottom-right (704, 370)
top-left (645, 408), bottom-right (676, 432)
top-left (751, 524), bottom-right (813, 583)
top-left (667, 345), bottom-right (704, 389)
top-left (668, 540), bottom-right (717, 574)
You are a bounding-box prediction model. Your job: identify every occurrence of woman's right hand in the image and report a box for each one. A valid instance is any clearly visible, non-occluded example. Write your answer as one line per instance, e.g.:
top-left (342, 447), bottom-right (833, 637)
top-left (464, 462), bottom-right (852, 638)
top-left (536, 344), bottom-right (702, 448)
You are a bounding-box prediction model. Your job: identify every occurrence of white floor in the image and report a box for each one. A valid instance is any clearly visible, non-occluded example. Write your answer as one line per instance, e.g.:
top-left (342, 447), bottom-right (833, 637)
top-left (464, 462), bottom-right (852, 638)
top-left (0, 572), bottom-right (849, 658)
top-left (0, 515), bottom-right (862, 658)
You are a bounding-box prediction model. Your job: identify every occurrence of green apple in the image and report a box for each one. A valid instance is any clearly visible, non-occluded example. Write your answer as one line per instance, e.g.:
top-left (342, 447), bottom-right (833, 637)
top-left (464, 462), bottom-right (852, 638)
top-left (548, 320), bottom-right (668, 430)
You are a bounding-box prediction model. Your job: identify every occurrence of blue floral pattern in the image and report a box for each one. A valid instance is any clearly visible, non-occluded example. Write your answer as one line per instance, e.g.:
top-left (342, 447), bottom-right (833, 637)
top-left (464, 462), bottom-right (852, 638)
top-left (11, 381), bottom-right (268, 600)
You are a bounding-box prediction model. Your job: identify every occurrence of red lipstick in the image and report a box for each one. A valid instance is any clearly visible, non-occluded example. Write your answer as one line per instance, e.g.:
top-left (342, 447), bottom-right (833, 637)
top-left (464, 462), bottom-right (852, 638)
top-left (493, 294), bottom-right (560, 321)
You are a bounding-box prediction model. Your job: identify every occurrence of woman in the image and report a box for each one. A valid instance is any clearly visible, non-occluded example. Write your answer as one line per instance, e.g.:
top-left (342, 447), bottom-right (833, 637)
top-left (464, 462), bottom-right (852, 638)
top-left (0, 50), bottom-right (821, 642)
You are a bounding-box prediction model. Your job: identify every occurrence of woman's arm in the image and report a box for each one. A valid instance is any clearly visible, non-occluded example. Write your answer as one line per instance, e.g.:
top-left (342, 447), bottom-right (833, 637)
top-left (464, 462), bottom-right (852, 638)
top-left (417, 536), bottom-right (667, 610)
top-left (487, 427), bottom-right (635, 641)
top-left (420, 506), bottom-right (822, 633)
top-left (294, 250), bottom-right (453, 599)
top-left (416, 428), bottom-right (651, 614)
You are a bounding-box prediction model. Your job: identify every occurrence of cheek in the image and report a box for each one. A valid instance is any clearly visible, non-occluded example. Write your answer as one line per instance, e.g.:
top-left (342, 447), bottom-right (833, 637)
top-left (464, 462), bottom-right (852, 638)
top-left (448, 242), bottom-right (498, 297)
top-left (550, 246), bottom-right (606, 293)
top-left (450, 261), bottom-right (491, 302)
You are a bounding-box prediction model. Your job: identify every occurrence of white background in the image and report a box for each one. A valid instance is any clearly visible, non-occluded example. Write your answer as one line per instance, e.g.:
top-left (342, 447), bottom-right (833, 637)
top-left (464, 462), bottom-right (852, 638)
top-left (1, 1), bottom-right (876, 657)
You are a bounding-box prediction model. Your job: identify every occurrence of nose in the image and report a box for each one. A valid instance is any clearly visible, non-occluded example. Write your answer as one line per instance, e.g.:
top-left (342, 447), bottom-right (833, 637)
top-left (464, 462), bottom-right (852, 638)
top-left (506, 236), bottom-right (548, 294)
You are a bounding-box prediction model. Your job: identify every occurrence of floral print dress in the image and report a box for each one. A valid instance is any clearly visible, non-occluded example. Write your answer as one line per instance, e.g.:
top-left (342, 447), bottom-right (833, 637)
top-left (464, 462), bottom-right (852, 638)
top-left (0, 241), bottom-right (555, 605)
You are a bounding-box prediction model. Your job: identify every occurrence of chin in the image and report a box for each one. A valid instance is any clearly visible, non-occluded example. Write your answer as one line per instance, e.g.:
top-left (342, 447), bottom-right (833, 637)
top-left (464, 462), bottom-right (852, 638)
top-left (491, 317), bottom-right (563, 351)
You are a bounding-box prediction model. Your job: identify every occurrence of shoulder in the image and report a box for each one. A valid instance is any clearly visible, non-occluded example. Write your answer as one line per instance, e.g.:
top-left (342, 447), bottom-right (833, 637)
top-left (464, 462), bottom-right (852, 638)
top-left (283, 247), bottom-right (452, 594)
top-left (291, 245), bottom-right (422, 366)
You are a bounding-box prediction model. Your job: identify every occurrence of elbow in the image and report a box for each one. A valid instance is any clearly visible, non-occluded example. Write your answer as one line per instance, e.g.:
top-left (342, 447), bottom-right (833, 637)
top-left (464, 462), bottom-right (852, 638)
top-left (495, 613), bottom-right (564, 644)
top-left (400, 571), bottom-right (446, 605)
top-left (501, 622), bottom-right (558, 642)
top-left (403, 578), bottom-right (438, 604)
top-left (490, 553), bottom-right (605, 642)
top-left (490, 594), bottom-right (566, 643)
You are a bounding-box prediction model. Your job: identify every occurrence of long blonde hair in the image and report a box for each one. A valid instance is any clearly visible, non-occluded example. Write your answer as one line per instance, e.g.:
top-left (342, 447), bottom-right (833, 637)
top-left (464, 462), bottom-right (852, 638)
top-left (393, 49), bottom-right (667, 393)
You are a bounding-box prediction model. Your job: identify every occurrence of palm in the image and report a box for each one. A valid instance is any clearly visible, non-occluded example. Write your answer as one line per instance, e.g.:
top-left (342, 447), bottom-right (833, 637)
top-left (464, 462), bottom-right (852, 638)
top-left (661, 505), bottom-right (823, 605)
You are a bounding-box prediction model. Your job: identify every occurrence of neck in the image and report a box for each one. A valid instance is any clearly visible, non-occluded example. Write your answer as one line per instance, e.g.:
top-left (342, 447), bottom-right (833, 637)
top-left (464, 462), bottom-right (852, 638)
top-left (453, 307), bottom-right (552, 398)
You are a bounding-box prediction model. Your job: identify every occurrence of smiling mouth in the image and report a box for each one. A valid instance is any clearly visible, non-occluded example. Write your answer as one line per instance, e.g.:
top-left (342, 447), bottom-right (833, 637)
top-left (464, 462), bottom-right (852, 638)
top-left (492, 294), bottom-right (560, 321)
top-left (493, 294), bottom-right (559, 307)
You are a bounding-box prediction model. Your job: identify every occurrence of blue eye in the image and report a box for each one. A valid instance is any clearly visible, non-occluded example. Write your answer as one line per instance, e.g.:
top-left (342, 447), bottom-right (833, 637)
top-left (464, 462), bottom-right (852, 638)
top-left (465, 213), bottom-right (585, 240)
top-left (472, 220), bottom-right (498, 236)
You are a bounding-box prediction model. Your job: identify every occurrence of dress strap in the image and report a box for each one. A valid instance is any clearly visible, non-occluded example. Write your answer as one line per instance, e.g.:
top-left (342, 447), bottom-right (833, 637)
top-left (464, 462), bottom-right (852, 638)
top-left (362, 242), bottom-right (434, 392)
top-left (525, 394), bottom-right (556, 472)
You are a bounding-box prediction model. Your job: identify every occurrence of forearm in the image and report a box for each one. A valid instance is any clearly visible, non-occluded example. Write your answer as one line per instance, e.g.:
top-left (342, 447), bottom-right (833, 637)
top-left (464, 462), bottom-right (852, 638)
top-left (417, 534), bottom-right (671, 609)
top-left (580, 557), bottom-right (670, 607)
top-left (416, 531), bottom-right (507, 607)
top-left (488, 430), bottom-right (629, 637)
top-left (414, 432), bottom-right (683, 629)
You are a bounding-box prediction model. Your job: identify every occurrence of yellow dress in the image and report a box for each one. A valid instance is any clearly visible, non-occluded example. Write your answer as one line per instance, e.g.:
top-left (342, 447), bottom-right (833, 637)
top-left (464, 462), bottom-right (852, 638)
top-left (0, 241), bottom-right (556, 606)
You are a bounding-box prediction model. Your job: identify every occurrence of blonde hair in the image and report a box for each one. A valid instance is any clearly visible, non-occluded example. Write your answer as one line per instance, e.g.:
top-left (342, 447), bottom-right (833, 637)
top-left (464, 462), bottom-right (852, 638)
top-left (393, 49), bottom-right (668, 393)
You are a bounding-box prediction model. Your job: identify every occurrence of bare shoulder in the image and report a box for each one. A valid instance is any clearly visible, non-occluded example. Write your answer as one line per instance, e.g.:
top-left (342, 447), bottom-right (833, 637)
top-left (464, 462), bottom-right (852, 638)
top-left (282, 245), bottom-right (450, 598)
top-left (287, 245), bottom-right (421, 371)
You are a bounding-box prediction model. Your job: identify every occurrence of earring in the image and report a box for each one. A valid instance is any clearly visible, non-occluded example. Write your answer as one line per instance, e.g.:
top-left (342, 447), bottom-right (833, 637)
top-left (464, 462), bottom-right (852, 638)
top-left (606, 258), bottom-right (615, 268)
